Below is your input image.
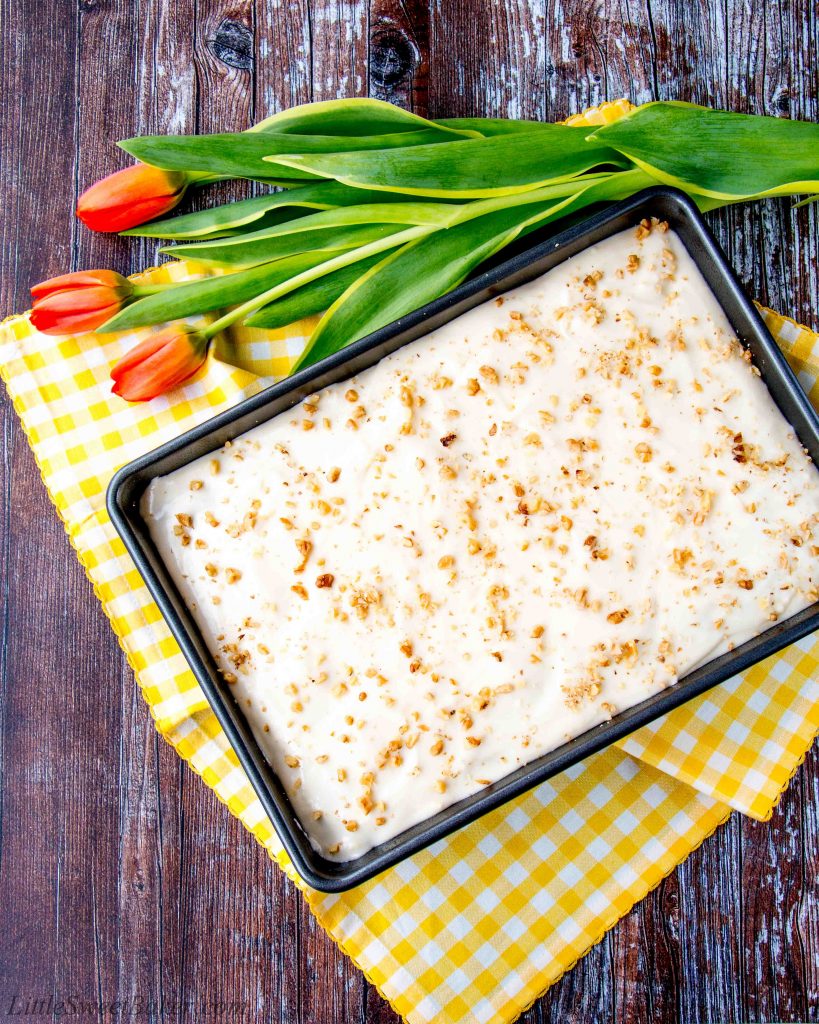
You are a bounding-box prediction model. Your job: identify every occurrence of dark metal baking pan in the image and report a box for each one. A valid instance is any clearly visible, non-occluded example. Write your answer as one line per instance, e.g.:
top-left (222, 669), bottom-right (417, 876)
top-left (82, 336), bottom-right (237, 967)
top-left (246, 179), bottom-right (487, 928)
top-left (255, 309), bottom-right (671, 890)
top-left (107, 186), bottom-right (819, 892)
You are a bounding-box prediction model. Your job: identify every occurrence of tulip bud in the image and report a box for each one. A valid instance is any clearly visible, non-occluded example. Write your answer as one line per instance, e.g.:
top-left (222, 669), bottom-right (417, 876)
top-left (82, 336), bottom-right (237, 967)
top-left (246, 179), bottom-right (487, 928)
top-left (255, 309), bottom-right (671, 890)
top-left (77, 164), bottom-right (188, 233)
top-left (30, 269), bottom-right (133, 335)
top-left (110, 324), bottom-right (209, 402)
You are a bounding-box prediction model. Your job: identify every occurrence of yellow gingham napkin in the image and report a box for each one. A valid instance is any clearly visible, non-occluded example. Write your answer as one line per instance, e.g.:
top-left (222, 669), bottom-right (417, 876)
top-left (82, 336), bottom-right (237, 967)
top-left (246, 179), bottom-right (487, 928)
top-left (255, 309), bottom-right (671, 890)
top-left (2, 101), bottom-right (818, 1024)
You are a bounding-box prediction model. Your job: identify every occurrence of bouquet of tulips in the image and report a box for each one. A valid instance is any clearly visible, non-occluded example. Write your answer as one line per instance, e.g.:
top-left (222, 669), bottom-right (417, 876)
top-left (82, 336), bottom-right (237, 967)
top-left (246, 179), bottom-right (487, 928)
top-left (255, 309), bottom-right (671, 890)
top-left (30, 99), bottom-right (819, 402)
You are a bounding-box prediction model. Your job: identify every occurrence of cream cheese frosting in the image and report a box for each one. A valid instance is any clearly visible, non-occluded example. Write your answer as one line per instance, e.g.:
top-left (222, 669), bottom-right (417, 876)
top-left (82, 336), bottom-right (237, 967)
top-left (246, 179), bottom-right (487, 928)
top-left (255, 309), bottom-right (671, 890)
top-left (143, 220), bottom-right (819, 861)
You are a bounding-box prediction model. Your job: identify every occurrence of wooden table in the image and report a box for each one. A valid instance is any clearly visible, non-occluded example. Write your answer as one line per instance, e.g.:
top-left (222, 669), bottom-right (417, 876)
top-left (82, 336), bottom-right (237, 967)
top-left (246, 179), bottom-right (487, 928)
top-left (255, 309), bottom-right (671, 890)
top-left (1, 2), bottom-right (817, 1021)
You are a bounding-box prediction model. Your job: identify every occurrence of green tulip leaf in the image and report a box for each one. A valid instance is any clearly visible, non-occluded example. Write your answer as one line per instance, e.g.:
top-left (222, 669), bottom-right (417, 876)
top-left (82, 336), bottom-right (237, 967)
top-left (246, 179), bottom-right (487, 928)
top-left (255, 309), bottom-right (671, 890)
top-left (121, 190), bottom-right (321, 239)
top-left (99, 253), bottom-right (341, 332)
top-left (164, 221), bottom-right (408, 269)
top-left (122, 180), bottom-right (469, 240)
top-left (250, 98), bottom-right (479, 139)
top-left (434, 117), bottom-right (563, 136)
top-left (163, 202), bottom-right (453, 266)
top-left (588, 101), bottom-right (819, 200)
top-left (269, 128), bottom-right (632, 198)
top-left (118, 129), bottom-right (467, 182)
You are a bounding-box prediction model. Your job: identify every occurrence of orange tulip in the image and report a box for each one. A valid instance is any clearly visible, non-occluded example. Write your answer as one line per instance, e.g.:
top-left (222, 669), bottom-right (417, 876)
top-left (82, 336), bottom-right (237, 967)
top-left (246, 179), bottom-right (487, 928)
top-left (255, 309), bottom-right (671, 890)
top-left (110, 324), bottom-right (209, 402)
top-left (30, 269), bottom-right (133, 335)
top-left (76, 164), bottom-right (187, 233)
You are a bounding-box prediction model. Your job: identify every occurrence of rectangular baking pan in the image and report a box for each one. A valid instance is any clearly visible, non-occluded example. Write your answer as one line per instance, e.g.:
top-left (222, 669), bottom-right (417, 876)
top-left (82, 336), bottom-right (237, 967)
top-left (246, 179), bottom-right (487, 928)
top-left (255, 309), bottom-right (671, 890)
top-left (107, 186), bottom-right (819, 892)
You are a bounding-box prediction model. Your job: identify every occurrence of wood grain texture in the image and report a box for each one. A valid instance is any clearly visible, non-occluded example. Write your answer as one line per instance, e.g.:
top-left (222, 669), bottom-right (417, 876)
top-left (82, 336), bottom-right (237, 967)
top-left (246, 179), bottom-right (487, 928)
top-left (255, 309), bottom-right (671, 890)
top-left (0, 1), bottom-right (817, 1022)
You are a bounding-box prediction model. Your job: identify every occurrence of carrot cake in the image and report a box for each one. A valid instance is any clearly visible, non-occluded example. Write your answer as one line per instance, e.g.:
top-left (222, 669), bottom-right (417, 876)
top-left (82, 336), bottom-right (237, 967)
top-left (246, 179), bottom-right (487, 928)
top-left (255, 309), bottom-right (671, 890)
top-left (143, 219), bottom-right (819, 860)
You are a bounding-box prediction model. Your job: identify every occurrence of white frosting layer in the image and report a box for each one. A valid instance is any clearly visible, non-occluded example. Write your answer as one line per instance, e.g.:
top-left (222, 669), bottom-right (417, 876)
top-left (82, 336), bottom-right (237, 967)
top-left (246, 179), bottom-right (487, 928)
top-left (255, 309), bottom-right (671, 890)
top-left (143, 222), bottom-right (819, 861)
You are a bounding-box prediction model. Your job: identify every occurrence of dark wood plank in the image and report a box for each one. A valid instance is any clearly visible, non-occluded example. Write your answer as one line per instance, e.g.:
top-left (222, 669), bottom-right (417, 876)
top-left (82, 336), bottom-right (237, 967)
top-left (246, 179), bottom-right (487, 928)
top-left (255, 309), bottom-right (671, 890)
top-left (255, 0), bottom-right (313, 114)
top-left (740, 769), bottom-right (811, 1021)
top-left (308, 0), bottom-right (369, 101)
top-left (0, 2), bottom-right (128, 1020)
top-left (193, 0), bottom-right (257, 217)
top-left (799, 744), bottom-right (819, 1011)
top-left (0, 2), bottom-right (817, 1023)
top-left (429, 1), bottom-right (547, 121)
top-left (81, 7), bottom-right (193, 1022)
top-left (369, 0), bottom-right (429, 115)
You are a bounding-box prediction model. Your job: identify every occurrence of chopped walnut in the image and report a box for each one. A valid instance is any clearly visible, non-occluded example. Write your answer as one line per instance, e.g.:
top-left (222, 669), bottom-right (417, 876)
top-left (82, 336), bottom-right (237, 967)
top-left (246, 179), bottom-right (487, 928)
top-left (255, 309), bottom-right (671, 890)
top-left (294, 538), bottom-right (312, 574)
top-left (692, 487), bottom-right (714, 526)
top-left (672, 548), bottom-right (694, 570)
top-left (732, 432), bottom-right (748, 464)
top-left (349, 586), bottom-right (381, 620)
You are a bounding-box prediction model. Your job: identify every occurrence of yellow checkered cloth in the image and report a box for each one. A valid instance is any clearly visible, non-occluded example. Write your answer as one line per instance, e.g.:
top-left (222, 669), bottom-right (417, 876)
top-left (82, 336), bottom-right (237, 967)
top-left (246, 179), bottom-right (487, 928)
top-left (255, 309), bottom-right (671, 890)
top-left (2, 100), bottom-right (818, 1024)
